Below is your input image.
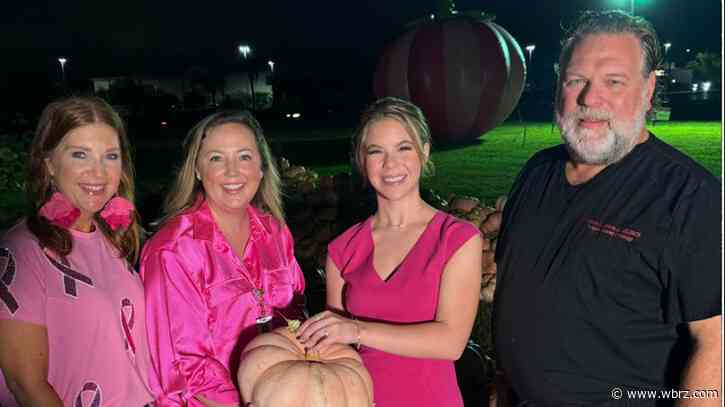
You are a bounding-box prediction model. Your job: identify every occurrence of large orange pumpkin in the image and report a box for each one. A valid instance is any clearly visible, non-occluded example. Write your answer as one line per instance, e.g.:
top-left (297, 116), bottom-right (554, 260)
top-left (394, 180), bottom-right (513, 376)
top-left (238, 326), bottom-right (374, 407)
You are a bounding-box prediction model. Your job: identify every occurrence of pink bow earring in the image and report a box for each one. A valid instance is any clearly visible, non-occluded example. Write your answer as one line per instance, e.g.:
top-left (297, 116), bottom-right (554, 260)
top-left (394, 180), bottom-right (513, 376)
top-left (100, 196), bottom-right (136, 231)
top-left (39, 192), bottom-right (81, 229)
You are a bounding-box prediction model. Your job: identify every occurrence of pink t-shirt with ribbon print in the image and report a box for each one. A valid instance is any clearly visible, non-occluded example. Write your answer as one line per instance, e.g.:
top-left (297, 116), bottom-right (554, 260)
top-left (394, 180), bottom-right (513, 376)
top-left (0, 222), bottom-right (154, 407)
top-left (140, 198), bottom-right (306, 406)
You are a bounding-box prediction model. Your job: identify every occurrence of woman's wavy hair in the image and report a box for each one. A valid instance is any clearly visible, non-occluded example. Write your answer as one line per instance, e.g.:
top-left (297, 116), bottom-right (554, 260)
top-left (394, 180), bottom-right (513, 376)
top-left (352, 97), bottom-right (434, 185)
top-left (159, 110), bottom-right (284, 225)
top-left (26, 96), bottom-right (141, 263)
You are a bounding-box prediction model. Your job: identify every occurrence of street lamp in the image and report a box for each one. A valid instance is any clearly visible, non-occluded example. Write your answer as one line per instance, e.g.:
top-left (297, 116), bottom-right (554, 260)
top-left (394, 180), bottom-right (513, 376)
top-left (609, 0), bottom-right (653, 16)
top-left (58, 57), bottom-right (67, 82)
top-left (664, 42), bottom-right (671, 55)
top-left (525, 44), bottom-right (536, 68)
top-left (238, 45), bottom-right (251, 59)
top-left (525, 45), bottom-right (536, 88)
top-left (268, 60), bottom-right (275, 72)
top-left (237, 44), bottom-right (255, 109)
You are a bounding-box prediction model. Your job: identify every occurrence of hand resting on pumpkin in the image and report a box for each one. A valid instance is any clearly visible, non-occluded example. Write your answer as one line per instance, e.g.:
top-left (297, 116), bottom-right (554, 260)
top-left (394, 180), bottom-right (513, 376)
top-left (297, 233), bottom-right (482, 360)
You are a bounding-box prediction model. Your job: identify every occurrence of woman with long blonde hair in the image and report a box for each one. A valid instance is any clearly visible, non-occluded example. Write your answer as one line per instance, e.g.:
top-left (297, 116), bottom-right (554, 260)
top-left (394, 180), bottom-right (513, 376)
top-left (141, 110), bottom-right (305, 407)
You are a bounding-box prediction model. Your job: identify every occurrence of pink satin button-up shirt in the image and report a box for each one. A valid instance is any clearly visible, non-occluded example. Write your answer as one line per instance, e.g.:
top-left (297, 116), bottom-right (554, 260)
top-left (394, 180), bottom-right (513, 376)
top-left (140, 198), bottom-right (305, 406)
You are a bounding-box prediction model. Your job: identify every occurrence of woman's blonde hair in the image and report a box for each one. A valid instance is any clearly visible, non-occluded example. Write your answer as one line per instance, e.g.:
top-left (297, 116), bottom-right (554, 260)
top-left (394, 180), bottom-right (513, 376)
top-left (352, 97), bottom-right (434, 184)
top-left (26, 96), bottom-right (141, 263)
top-left (160, 110), bottom-right (284, 225)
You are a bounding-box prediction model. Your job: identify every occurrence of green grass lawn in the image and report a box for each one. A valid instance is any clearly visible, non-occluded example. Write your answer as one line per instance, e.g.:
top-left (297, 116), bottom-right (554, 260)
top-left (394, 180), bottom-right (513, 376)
top-left (306, 122), bottom-right (722, 204)
top-left (0, 121), bottom-right (721, 229)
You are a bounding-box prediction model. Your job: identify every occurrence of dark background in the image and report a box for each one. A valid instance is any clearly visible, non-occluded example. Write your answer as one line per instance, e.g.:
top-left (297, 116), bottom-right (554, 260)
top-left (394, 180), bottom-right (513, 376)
top-left (1, 0), bottom-right (721, 117)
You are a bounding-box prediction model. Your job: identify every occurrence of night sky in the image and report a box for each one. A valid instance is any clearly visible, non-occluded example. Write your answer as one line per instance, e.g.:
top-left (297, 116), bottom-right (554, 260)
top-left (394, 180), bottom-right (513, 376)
top-left (1, 0), bottom-right (721, 94)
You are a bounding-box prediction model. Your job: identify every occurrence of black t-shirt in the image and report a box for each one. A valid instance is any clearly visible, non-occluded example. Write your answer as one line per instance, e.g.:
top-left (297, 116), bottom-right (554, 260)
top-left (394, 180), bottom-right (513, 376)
top-left (493, 134), bottom-right (721, 406)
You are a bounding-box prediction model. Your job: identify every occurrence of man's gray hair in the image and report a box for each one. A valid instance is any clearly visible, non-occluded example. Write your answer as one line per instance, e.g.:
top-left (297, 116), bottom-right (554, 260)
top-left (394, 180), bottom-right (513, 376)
top-left (559, 9), bottom-right (662, 78)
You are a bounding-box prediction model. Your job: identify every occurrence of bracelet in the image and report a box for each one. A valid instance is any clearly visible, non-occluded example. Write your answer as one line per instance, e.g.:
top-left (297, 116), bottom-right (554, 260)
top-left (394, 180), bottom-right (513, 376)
top-left (353, 318), bottom-right (362, 350)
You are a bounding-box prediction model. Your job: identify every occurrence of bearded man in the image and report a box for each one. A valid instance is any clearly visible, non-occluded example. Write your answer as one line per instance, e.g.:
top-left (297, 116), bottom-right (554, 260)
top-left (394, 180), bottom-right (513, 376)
top-left (493, 10), bottom-right (721, 406)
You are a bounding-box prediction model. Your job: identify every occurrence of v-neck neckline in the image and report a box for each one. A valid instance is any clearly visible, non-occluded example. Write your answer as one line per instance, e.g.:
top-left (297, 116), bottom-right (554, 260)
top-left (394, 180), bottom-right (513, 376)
top-left (367, 211), bottom-right (441, 283)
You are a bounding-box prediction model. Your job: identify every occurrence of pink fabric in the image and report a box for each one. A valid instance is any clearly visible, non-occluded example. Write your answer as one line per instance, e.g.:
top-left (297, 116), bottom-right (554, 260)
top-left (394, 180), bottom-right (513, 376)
top-left (100, 196), bottom-right (135, 231)
top-left (140, 198), bottom-right (305, 406)
top-left (328, 211), bottom-right (479, 407)
top-left (38, 191), bottom-right (80, 228)
top-left (0, 222), bottom-right (154, 407)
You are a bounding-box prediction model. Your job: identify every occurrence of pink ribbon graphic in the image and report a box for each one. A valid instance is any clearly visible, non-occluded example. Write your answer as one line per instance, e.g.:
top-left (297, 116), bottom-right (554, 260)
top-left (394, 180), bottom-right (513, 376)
top-left (121, 298), bottom-right (137, 355)
top-left (44, 252), bottom-right (94, 297)
top-left (0, 248), bottom-right (18, 314)
top-left (74, 381), bottom-right (102, 407)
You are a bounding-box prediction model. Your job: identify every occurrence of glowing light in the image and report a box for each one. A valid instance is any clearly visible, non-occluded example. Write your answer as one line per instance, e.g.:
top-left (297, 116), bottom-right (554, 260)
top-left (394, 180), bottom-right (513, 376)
top-left (702, 82), bottom-right (711, 92)
top-left (525, 45), bottom-right (536, 69)
top-left (58, 57), bottom-right (68, 81)
top-left (238, 45), bottom-right (252, 59)
top-left (292, 113), bottom-right (301, 119)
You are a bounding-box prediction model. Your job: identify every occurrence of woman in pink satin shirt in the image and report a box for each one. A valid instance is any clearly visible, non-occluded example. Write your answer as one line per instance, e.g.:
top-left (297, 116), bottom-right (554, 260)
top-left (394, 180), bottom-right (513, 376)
top-left (140, 111), bottom-right (306, 407)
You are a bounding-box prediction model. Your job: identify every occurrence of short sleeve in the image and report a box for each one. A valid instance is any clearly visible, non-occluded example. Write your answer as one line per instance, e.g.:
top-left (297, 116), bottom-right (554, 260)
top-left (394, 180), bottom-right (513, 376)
top-left (441, 215), bottom-right (481, 262)
top-left (0, 243), bottom-right (47, 326)
top-left (327, 237), bottom-right (344, 272)
top-left (665, 179), bottom-right (722, 323)
top-left (327, 221), bottom-right (368, 274)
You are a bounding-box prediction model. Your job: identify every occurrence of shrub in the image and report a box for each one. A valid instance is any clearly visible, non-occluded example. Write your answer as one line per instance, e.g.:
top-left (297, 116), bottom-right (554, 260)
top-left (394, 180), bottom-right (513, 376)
top-left (0, 137), bottom-right (29, 229)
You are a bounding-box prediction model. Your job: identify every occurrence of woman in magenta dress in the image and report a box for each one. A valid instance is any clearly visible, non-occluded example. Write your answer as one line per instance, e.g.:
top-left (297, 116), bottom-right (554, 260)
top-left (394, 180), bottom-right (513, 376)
top-left (297, 97), bottom-right (482, 407)
top-left (141, 111), bottom-right (305, 406)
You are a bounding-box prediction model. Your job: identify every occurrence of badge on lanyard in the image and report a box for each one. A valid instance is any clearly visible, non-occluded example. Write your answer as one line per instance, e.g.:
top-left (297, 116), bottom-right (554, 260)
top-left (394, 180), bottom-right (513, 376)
top-left (254, 288), bottom-right (273, 327)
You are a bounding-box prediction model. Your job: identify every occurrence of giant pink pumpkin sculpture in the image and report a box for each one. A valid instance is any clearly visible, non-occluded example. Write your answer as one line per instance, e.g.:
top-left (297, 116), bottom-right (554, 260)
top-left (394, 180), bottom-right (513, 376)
top-left (374, 16), bottom-right (526, 143)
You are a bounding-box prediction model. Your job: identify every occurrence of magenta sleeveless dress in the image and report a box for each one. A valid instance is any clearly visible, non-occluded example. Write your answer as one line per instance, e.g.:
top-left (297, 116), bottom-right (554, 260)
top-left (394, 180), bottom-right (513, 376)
top-left (328, 211), bottom-right (479, 407)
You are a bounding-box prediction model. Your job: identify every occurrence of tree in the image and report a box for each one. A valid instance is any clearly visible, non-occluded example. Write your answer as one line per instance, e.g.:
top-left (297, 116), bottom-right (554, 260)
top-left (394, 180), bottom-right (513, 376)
top-left (186, 66), bottom-right (226, 106)
top-left (686, 52), bottom-right (721, 85)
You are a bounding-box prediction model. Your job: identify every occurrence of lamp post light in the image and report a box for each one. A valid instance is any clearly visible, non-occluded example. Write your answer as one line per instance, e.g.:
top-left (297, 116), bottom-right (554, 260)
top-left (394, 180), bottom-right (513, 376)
top-left (610, 0), bottom-right (651, 16)
top-left (268, 60), bottom-right (274, 72)
top-left (58, 57), bottom-right (67, 82)
top-left (525, 44), bottom-right (536, 67)
top-left (662, 42), bottom-right (674, 69)
top-left (237, 44), bottom-right (255, 110)
top-left (238, 45), bottom-right (251, 59)
top-left (525, 44), bottom-right (536, 88)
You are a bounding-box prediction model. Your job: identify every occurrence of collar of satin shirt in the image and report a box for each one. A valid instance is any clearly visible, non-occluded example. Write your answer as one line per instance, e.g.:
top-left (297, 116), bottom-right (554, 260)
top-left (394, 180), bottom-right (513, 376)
top-left (189, 194), bottom-right (266, 251)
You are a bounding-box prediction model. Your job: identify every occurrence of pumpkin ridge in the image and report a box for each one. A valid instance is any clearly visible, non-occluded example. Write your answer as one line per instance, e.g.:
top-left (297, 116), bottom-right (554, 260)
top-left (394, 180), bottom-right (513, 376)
top-left (238, 326), bottom-right (374, 406)
top-left (323, 359), bottom-right (374, 405)
top-left (324, 364), bottom-right (350, 406)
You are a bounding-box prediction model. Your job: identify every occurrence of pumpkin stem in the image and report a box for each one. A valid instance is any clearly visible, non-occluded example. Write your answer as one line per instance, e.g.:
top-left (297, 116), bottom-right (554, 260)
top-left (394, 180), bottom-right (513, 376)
top-left (274, 309), bottom-right (301, 333)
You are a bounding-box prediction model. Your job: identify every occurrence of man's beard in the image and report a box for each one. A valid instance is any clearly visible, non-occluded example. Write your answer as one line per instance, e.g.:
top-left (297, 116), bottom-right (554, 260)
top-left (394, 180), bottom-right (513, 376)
top-left (556, 93), bottom-right (648, 165)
